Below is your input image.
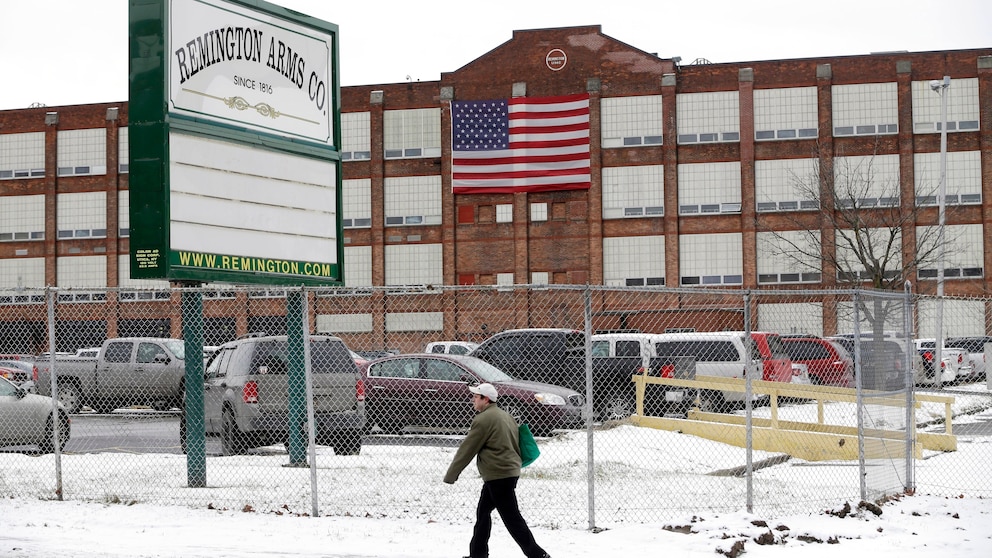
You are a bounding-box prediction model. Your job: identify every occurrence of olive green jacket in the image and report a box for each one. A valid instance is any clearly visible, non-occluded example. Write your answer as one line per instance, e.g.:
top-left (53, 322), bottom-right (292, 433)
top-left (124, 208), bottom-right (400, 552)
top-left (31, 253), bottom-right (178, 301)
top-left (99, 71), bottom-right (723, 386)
top-left (444, 404), bottom-right (521, 483)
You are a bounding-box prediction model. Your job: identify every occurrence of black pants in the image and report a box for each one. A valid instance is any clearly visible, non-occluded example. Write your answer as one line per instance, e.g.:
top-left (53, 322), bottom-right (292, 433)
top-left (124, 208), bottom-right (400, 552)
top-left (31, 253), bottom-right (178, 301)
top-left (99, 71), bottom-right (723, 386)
top-left (469, 476), bottom-right (547, 558)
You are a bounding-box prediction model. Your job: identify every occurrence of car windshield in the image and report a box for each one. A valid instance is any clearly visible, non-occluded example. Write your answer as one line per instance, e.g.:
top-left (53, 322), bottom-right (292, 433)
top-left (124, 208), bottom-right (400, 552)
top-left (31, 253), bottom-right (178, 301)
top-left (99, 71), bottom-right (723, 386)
top-left (162, 340), bottom-right (186, 360)
top-left (460, 356), bottom-right (514, 383)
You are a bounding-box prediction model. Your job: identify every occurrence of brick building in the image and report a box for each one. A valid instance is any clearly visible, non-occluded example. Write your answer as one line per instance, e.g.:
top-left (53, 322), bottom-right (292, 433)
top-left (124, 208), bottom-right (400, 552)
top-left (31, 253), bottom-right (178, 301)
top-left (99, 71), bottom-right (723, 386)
top-left (1, 25), bottom-right (990, 350)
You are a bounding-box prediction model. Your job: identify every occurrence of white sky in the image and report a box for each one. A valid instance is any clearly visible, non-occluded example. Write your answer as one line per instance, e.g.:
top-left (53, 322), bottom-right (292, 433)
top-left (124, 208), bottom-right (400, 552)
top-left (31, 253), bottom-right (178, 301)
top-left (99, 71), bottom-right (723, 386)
top-left (0, 0), bottom-right (989, 111)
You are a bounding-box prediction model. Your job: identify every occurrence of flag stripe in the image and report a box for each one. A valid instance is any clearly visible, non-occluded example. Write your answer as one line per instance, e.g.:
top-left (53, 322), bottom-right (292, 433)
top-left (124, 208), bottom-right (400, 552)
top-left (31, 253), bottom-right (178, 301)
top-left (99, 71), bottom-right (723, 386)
top-left (452, 93), bottom-right (590, 194)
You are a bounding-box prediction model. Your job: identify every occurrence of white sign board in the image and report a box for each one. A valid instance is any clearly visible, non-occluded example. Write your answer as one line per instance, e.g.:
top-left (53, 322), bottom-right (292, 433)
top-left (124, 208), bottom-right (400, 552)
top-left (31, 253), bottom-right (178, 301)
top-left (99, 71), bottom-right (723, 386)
top-left (168, 0), bottom-right (334, 144)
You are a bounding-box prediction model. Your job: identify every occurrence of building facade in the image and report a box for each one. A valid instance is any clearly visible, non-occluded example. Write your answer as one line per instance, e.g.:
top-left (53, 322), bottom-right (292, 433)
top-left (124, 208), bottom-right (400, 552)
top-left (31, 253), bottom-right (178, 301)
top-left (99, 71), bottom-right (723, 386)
top-left (1, 26), bottom-right (990, 350)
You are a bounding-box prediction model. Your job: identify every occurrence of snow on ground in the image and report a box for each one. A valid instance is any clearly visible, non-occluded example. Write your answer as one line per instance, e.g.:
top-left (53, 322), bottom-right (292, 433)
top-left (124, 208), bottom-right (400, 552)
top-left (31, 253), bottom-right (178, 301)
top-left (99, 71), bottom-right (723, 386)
top-left (4, 384), bottom-right (992, 557)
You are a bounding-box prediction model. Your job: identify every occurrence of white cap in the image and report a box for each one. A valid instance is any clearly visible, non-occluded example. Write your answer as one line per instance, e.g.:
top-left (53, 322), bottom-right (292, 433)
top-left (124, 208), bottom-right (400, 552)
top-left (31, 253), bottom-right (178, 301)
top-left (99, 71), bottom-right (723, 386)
top-left (468, 383), bottom-right (498, 402)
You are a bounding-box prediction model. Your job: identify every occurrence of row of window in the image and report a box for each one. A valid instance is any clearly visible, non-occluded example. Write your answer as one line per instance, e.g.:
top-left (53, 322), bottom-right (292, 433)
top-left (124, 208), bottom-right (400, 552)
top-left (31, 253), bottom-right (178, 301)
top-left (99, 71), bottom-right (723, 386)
top-left (3, 80), bottom-right (978, 180)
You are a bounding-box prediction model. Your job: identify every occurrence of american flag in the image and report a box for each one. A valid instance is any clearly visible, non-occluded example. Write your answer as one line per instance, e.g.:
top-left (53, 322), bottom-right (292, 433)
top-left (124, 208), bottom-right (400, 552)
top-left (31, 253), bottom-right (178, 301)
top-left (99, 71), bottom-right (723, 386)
top-left (451, 93), bottom-right (590, 194)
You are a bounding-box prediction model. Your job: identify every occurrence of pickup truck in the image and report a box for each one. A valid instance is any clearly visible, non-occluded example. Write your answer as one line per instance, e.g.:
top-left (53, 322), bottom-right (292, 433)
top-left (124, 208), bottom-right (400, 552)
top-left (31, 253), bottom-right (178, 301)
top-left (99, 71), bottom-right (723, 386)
top-left (35, 338), bottom-right (186, 414)
top-left (470, 328), bottom-right (645, 421)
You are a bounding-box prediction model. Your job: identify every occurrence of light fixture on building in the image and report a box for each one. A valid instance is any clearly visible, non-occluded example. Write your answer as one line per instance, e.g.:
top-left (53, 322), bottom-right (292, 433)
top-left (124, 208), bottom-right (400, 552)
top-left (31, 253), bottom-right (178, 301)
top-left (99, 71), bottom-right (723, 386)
top-left (106, 107), bottom-right (119, 121)
top-left (44, 112), bottom-right (59, 125)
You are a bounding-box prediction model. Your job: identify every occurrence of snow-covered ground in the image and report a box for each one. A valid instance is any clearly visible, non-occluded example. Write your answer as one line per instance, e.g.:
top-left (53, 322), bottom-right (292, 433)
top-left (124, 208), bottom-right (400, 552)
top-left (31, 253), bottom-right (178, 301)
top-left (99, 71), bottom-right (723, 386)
top-left (4, 385), bottom-right (992, 557)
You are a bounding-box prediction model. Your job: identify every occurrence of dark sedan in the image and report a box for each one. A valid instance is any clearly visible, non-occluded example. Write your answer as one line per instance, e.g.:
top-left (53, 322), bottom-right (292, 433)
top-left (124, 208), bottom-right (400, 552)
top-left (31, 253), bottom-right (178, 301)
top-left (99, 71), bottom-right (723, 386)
top-left (363, 354), bottom-right (586, 436)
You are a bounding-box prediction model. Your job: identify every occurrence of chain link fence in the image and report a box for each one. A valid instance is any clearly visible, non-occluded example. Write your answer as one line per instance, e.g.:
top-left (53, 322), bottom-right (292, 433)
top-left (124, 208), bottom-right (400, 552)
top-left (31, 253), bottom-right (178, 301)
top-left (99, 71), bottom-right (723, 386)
top-left (1, 284), bottom-right (989, 528)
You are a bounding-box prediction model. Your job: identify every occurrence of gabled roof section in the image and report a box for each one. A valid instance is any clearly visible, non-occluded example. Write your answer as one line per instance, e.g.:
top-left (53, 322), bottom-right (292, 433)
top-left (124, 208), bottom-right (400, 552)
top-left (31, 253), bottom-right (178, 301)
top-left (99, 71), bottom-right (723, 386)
top-left (442, 25), bottom-right (673, 97)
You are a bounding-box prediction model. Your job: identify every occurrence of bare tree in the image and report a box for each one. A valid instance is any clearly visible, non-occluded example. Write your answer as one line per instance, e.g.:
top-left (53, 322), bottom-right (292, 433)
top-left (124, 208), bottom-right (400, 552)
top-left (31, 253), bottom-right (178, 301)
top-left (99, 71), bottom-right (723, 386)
top-left (756, 142), bottom-right (963, 336)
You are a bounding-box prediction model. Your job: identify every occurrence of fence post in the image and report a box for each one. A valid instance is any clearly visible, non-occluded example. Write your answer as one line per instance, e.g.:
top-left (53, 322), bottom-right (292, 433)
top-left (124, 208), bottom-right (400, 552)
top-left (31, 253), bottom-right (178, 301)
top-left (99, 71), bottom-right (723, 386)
top-left (181, 284), bottom-right (206, 488)
top-left (853, 291), bottom-right (866, 501)
top-left (903, 282), bottom-right (916, 492)
top-left (46, 286), bottom-right (64, 500)
top-left (301, 288), bottom-right (319, 517)
top-left (743, 290), bottom-right (753, 513)
top-left (286, 290), bottom-right (308, 467)
top-left (583, 286), bottom-right (596, 530)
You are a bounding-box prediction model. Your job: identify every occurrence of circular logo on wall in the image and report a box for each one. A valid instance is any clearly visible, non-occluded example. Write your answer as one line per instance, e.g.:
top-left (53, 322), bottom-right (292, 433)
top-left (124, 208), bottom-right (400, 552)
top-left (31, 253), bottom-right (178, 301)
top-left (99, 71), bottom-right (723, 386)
top-left (546, 49), bottom-right (567, 71)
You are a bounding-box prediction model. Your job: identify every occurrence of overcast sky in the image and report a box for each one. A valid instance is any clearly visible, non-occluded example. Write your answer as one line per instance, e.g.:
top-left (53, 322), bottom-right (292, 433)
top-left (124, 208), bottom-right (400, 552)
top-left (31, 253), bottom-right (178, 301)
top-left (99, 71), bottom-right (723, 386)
top-left (0, 0), bottom-right (989, 111)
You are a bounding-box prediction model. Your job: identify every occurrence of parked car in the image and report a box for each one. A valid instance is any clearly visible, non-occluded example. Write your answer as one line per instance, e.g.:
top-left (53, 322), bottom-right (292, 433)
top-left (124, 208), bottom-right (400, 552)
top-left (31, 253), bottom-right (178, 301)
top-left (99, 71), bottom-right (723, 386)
top-left (35, 338), bottom-right (187, 414)
top-left (424, 341), bottom-right (479, 355)
top-left (914, 338), bottom-right (974, 385)
top-left (362, 353), bottom-right (585, 436)
top-left (470, 328), bottom-right (644, 420)
top-left (355, 349), bottom-right (399, 360)
top-left (828, 337), bottom-right (915, 390)
top-left (748, 332), bottom-right (796, 383)
top-left (944, 336), bottom-right (991, 380)
top-left (187, 334), bottom-right (366, 456)
top-left (645, 331), bottom-right (765, 412)
top-left (0, 359), bottom-right (37, 386)
top-left (780, 335), bottom-right (855, 387)
top-left (0, 376), bottom-right (70, 453)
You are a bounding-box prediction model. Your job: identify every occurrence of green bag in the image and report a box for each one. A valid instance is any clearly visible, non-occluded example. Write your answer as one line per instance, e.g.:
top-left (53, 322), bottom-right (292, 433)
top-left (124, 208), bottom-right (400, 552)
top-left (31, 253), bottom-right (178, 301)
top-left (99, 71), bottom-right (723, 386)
top-left (518, 423), bottom-right (540, 467)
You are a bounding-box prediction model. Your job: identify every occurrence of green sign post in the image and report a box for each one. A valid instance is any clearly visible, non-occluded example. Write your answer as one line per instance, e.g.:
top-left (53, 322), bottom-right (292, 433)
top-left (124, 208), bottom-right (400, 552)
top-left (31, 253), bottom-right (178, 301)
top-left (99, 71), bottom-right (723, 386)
top-left (129, 0), bottom-right (342, 484)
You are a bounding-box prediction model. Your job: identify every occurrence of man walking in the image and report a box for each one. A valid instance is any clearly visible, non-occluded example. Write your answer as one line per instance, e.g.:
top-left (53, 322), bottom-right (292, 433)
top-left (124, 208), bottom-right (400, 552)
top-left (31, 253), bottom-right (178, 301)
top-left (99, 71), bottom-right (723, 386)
top-left (444, 383), bottom-right (550, 558)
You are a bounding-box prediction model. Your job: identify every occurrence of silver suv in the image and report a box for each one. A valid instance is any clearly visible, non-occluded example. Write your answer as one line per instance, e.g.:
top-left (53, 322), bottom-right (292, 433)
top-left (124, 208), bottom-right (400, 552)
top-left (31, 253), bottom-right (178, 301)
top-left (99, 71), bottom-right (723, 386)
top-left (185, 334), bottom-right (366, 455)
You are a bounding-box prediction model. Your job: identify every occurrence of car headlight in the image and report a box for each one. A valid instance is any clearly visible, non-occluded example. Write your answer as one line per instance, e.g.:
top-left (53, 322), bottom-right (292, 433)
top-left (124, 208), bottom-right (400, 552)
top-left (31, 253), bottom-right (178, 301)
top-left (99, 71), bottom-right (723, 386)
top-left (533, 392), bottom-right (566, 406)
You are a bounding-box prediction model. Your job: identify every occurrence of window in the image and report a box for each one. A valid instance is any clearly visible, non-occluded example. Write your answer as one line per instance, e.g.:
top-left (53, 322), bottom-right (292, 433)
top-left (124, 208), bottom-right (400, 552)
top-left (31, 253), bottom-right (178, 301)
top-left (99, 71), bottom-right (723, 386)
top-left (602, 165), bottom-right (664, 219)
top-left (385, 244), bottom-right (442, 288)
top-left (833, 155), bottom-right (900, 208)
top-left (340, 112), bottom-right (371, 160)
top-left (136, 342), bottom-right (166, 364)
top-left (531, 271), bottom-right (549, 285)
top-left (57, 192), bottom-right (107, 240)
top-left (755, 158), bottom-right (819, 212)
top-left (57, 129), bottom-right (107, 176)
top-left (56, 256), bottom-right (106, 302)
top-left (912, 78), bottom-right (980, 134)
top-left (104, 342), bottom-right (133, 363)
top-left (344, 245), bottom-right (372, 288)
top-left (118, 190), bottom-right (130, 237)
top-left (0, 132), bottom-right (45, 179)
top-left (530, 203), bottom-right (548, 222)
top-left (756, 231), bottom-right (822, 284)
top-left (601, 95), bottom-right (663, 148)
top-left (676, 91), bottom-right (740, 144)
top-left (316, 313), bottom-right (373, 333)
top-left (384, 176), bottom-right (441, 226)
top-left (118, 127), bottom-right (129, 173)
top-left (603, 235), bottom-right (665, 287)
top-left (756, 303), bottom-right (824, 336)
top-left (916, 224), bottom-right (984, 280)
top-left (342, 179), bottom-right (372, 228)
top-left (0, 195), bottom-right (45, 242)
top-left (832, 83), bottom-right (898, 137)
top-left (678, 162), bottom-right (741, 215)
top-left (496, 272), bottom-right (514, 288)
top-left (385, 312), bottom-right (444, 332)
top-left (496, 204), bottom-right (513, 223)
top-left (834, 227), bottom-right (902, 282)
top-left (753, 87), bottom-right (817, 141)
top-left (914, 151), bottom-right (981, 206)
top-left (384, 108), bottom-right (441, 159)
top-left (0, 257), bottom-right (45, 303)
top-left (680, 233), bottom-right (743, 286)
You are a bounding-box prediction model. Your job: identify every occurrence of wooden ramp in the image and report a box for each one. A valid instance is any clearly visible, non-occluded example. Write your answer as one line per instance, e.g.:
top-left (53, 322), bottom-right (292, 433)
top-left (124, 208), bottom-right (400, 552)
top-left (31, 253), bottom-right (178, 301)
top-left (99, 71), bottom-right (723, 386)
top-left (630, 375), bottom-right (956, 461)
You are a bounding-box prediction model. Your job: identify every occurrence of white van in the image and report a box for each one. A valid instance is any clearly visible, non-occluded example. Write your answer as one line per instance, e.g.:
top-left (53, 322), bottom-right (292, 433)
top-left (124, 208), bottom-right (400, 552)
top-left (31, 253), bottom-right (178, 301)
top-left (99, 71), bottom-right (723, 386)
top-left (590, 333), bottom-right (660, 373)
top-left (424, 341), bottom-right (479, 355)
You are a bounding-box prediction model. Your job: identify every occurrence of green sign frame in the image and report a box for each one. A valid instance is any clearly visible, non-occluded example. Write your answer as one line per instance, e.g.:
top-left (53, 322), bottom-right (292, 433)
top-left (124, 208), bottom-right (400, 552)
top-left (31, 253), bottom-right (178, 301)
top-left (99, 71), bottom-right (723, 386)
top-left (129, 0), bottom-right (343, 286)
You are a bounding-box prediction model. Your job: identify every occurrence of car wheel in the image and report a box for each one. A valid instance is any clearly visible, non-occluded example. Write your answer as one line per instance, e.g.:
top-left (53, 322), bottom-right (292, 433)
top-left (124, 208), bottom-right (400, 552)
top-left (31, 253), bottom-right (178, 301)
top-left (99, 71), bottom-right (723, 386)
top-left (221, 408), bottom-right (248, 455)
top-left (598, 395), bottom-right (634, 422)
top-left (500, 400), bottom-right (525, 425)
top-left (39, 411), bottom-right (70, 454)
top-left (56, 382), bottom-right (82, 414)
top-left (695, 390), bottom-right (729, 413)
top-left (332, 430), bottom-right (363, 456)
top-left (179, 412), bottom-right (188, 454)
